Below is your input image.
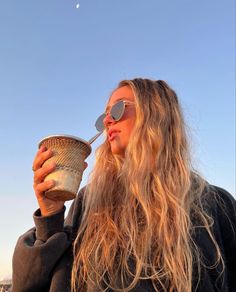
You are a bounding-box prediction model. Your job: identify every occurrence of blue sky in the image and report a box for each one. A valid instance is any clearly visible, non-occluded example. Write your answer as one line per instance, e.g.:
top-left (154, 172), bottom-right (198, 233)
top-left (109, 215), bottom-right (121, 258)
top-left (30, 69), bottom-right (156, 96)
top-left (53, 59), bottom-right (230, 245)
top-left (0, 0), bottom-right (235, 279)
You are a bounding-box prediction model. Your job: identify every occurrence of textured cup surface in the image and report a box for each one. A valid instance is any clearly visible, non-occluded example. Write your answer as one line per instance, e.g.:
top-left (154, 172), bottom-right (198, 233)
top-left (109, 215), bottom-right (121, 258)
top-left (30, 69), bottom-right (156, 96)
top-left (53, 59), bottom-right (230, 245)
top-left (39, 135), bottom-right (91, 201)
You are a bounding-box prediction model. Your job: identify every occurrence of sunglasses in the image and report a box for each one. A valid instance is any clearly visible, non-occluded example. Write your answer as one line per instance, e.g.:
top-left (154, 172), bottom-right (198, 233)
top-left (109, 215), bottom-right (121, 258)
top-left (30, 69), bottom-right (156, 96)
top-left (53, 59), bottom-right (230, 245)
top-left (95, 100), bottom-right (135, 132)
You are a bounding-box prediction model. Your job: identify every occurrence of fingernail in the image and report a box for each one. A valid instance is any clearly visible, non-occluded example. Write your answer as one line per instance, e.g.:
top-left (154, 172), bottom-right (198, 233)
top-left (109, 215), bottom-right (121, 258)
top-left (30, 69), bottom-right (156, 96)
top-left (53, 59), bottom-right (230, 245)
top-left (49, 180), bottom-right (55, 187)
top-left (50, 162), bottom-right (56, 168)
top-left (40, 145), bottom-right (46, 151)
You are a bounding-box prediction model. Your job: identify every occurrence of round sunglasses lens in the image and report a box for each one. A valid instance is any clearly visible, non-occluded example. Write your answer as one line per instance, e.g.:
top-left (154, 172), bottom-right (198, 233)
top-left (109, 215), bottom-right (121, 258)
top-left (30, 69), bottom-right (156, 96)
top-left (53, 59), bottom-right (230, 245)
top-left (95, 114), bottom-right (106, 132)
top-left (110, 101), bottom-right (125, 121)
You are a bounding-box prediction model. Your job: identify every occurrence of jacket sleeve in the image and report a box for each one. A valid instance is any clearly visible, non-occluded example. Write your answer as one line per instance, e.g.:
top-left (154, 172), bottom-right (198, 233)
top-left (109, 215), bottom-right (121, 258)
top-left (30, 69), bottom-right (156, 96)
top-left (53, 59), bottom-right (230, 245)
top-left (11, 206), bottom-right (70, 292)
top-left (11, 188), bottom-right (83, 292)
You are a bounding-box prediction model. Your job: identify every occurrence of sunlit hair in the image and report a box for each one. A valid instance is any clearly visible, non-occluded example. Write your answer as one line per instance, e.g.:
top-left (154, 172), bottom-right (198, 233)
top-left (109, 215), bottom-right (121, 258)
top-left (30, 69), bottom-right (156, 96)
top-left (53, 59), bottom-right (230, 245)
top-left (72, 79), bottom-right (223, 291)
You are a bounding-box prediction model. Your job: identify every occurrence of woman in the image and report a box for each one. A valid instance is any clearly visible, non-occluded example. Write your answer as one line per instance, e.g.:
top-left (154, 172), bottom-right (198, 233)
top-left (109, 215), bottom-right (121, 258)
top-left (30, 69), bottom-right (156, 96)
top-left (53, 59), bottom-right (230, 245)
top-left (12, 79), bottom-right (236, 291)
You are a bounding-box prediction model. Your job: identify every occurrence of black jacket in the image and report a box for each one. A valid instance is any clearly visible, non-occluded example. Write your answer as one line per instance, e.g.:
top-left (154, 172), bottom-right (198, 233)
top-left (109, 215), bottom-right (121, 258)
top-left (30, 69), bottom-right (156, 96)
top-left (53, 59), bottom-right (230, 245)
top-left (12, 185), bottom-right (236, 291)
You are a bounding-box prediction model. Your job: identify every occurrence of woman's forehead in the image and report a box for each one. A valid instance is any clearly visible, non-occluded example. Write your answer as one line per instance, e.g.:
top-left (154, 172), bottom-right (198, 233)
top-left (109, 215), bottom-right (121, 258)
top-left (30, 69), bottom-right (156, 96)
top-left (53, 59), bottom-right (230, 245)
top-left (106, 86), bottom-right (134, 108)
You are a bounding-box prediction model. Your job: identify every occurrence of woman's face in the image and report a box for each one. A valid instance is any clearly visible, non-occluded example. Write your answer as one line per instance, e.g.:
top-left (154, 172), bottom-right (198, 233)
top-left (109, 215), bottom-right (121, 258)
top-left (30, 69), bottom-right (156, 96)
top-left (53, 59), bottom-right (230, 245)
top-left (104, 86), bottom-right (136, 157)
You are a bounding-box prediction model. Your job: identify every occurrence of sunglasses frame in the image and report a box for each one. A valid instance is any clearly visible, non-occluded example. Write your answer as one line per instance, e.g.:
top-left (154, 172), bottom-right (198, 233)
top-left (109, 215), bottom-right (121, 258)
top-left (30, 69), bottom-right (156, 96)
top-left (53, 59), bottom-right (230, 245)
top-left (95, 100), bottom-right (135, 132)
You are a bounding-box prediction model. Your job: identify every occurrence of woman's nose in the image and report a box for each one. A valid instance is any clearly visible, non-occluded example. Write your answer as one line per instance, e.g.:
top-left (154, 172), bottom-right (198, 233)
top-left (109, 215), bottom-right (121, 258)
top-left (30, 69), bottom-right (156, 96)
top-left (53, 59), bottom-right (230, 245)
top-left (103, 113), bottom-right (115, 128)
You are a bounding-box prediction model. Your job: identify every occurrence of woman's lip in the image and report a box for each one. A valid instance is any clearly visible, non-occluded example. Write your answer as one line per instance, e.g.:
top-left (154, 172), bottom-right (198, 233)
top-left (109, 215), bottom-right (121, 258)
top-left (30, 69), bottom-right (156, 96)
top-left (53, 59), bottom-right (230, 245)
top-left (108, 130), bottom-right (120, 141)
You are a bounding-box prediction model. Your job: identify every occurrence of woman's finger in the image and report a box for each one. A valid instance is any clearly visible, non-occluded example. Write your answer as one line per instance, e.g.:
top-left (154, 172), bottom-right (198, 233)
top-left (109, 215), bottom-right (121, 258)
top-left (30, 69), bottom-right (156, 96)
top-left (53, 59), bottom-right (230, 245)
top-left (33, 162), bottom-right (56, 184)
top-left (84, 162), bottom-right (88, 170)
top-left (34, 180), bottom-right (55, 197)
top-left (33, 148), bottom-right (54, 172)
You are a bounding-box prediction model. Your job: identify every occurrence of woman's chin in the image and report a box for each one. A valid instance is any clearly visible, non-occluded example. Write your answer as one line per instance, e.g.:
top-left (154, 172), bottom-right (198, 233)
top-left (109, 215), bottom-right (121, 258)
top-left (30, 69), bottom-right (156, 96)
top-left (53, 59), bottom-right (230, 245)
top-left (110, 145), bottom-right (125, 157)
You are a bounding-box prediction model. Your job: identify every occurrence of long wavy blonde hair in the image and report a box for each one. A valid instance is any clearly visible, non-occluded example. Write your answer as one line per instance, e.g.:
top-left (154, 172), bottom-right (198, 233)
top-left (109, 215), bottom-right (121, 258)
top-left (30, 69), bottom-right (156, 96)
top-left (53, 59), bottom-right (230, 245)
top-left (72, 79), bottom-right (223, 291)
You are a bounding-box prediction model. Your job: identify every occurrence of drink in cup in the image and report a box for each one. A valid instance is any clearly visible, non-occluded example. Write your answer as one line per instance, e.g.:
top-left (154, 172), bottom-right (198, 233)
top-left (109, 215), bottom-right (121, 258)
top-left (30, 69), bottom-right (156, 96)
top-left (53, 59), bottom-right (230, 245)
top-left (38, 134), bottom-right (92, 201)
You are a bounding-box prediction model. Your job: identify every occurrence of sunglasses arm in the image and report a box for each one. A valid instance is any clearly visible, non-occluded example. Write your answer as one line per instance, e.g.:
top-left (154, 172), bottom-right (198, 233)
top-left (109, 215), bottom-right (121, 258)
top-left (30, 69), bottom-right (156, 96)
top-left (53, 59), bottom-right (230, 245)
top-left (88, 131), bottom-right (103, 144)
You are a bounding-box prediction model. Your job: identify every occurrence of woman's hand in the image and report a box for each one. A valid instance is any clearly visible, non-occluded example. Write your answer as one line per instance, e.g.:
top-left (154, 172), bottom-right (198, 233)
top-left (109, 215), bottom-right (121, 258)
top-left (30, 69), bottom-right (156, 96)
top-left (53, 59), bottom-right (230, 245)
top-left (32, 145), bottom-right (88, 217)
top-left (32, 145), bottom-right (65, 217)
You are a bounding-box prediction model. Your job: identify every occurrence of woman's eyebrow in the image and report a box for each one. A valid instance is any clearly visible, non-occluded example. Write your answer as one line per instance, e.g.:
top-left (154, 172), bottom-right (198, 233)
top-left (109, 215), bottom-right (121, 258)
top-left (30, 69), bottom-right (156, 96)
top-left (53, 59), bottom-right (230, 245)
top-left (105, 97), bottom-right (130, 112)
